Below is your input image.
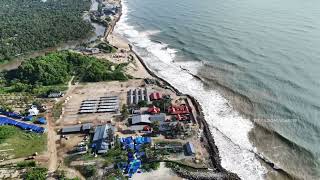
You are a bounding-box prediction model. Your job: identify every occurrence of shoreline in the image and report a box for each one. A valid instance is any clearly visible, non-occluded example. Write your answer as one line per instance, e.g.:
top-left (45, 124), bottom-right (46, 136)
top-left (129, 45), bottom-right (240, 179)
top-left (105, 1), bottom-right (240, 178)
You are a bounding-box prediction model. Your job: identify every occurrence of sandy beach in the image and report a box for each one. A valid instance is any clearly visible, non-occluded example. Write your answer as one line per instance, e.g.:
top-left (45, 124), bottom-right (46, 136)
top-left (131, 162), bottom-right (183, 180)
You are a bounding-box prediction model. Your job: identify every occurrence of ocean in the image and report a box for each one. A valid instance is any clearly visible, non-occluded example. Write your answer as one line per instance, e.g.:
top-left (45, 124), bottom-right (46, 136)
top-left (114, 0), bottom-right (320, 179)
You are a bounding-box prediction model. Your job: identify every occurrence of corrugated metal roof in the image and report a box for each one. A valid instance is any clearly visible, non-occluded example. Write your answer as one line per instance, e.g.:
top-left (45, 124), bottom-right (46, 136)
top-left (93, 124), bottom-right (114, 142)
top-left (149, 113), bottom-right (166, 122)
top-left (132, 114), bottom-right (151, 125)
top-left (61, 125), bottom-right (81, 133)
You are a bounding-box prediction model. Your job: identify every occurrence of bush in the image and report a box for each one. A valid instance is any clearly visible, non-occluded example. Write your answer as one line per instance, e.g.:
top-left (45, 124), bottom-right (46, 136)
top-left (25, 167), bottom-right (47, 180)
top-left (138, 100), bottom-right (148, 107)
top-left (141, 162), bottom-right (160, 172)
top-left (121, 104), bottom-right (129, 119)
top-left (76, 165), bottom-right (96, 178)
top-left (17, 161), bottom-right (36, 168)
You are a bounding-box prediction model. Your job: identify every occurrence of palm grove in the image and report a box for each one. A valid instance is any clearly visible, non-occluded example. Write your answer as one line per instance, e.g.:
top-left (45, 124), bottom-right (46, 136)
top-left (0, 0), bottom-right (93, 62)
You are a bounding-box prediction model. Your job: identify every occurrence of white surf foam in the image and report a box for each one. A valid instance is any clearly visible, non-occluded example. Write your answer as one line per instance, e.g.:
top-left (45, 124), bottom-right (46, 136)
top-left (115, 1), bottom-right (267, 179)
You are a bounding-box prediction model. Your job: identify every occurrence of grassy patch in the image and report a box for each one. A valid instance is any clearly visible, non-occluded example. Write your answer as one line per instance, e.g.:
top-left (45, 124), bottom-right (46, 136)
top-left (0, 126), bottom-right (47, 159)
top-left (52, 101), bottom-right (64, 121)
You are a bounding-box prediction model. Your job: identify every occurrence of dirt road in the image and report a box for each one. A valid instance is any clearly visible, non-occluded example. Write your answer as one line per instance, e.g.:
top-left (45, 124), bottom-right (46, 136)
top-left (47, 113), bottom-right (58, 172)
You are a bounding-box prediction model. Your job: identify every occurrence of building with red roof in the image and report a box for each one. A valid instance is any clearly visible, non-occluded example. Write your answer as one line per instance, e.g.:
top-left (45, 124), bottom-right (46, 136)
top-left (148, 105), bottom-right (161, 114)
top-left (168, 104), bottom-right (190, 115)
top-left (149, 92), bottom-right (162, 101)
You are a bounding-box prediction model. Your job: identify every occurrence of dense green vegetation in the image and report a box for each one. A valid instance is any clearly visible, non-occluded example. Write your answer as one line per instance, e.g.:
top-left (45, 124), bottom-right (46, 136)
top-left (0, 0), bottom-right (93, 63)
top-left (0, 126), bottom-right (47, 159)
top-left (95, 42), bottom-right (117, 53)
top-left (0, 51), bottom-right (128, 95)
top-left (75, 165), bottom-right (96, 178)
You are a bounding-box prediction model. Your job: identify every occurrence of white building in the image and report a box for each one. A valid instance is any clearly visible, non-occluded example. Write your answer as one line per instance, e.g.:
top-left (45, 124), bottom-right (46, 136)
top-left (28, 106), bottom-right (39, 116)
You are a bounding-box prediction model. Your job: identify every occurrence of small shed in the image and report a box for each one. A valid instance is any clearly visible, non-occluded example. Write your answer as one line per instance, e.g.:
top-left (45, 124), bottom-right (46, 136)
top-left (48, 92), bottom-right (64, 98)
top-left (184, 142), bottom-right (196, 156)
top-left (61, 125), bottom-right (82, 134)
top-left (28, 106), bottom-right (39, 116)
top-left (61, 123), bottom-right (92, 134)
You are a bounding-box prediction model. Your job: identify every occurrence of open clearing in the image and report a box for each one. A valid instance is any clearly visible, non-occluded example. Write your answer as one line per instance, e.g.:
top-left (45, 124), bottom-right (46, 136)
top-left (0, 126), bottom-right (47, 160)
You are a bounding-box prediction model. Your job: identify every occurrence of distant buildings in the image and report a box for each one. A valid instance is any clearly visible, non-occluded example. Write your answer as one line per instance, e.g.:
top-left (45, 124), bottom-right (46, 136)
top-left (92, 124), bottom-right (116, 154)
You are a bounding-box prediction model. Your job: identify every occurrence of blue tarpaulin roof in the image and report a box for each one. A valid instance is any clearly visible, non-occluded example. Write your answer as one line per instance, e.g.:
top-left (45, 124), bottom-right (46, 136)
top-left (126, 159), bottom-right (141, 178)
top-left (118, 136), bottom-right (153, 177)
top-left (24, 115), bottom-right (33, 121)
top-left (121, 137), bottom-right (135, 150)
top-left (37, 117), bottom-right (47, 124)
top-left (1, 112), bottom-right (22, 119)
top-left (134, 137), bottom-right (151, 144)
top-left (0, 116), bottom-right (45, 133)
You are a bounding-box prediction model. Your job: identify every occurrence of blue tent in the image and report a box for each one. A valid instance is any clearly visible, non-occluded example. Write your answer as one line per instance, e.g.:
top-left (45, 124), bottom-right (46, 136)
top-left (128, 152), bottom-right (135, 161)
top-left (24, 115), bottom-right (33, 121)
top-left (6, 112), bottom-right (22, 119)
top-left (135, 144), bottom-right (142, 152)
top-left (37, 117), bottom-right (47, 124)
top-left (126, 159), bottom-right (141, 178)
top-left (0, 116), bottom-right (45, 133)
top-left (121, 137), bottom-right (135, 150)
top-left (135, 137), bottom-right (151, 144)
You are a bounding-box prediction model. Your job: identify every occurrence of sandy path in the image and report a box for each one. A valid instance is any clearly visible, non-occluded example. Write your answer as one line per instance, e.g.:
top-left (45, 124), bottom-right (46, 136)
top-left (47, 113), bottom-right (58, 172)
top-left (132, 162), bottom-right (182, 180)
top-left (47, 76), bottom-right (76, 172)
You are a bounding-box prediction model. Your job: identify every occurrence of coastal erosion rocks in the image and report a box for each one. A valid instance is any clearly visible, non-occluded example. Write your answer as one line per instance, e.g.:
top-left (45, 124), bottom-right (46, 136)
top-left (172, 167), bottom-right (239, 180)
top-left (129, 45), bottom-right (240, 179)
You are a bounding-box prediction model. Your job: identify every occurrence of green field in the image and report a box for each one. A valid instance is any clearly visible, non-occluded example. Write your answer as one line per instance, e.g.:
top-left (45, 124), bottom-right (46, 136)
top-left (0, 126), bottom-right (47, 159)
